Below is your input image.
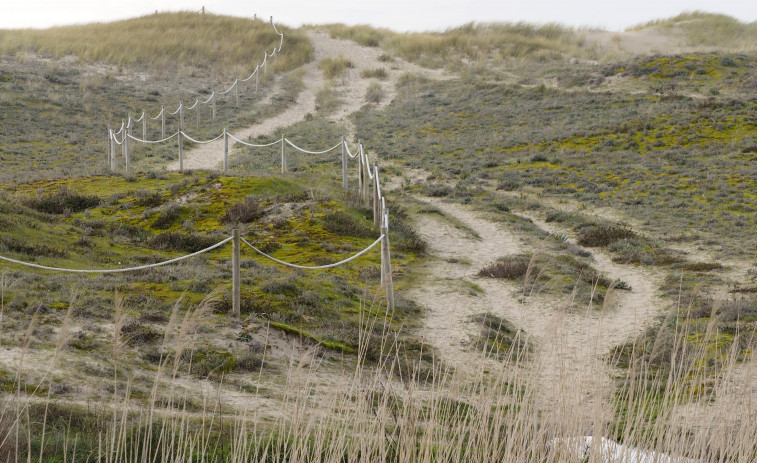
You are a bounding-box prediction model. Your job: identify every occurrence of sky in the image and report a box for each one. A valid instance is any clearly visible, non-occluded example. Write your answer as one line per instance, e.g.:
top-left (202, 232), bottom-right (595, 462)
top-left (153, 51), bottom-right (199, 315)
top-left (1, 0), bottom-right (756, 32)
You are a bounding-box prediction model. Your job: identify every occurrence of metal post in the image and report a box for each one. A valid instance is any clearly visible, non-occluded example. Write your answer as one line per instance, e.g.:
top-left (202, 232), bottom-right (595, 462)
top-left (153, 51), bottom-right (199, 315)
top-left (223, 128), bottom-right (228, 173)
top-left (161, 105), bottom-right (165, 138)
top-left (232, 229), bottom-right (240, 319)
top-left (178, 130), bottom-right (183, 172)
top-left (341, 135), bottom-right (348, 189)
top-left (280, 134), bottom-right (286, 173)
top-left (381, 209), bottom-right (394, 311)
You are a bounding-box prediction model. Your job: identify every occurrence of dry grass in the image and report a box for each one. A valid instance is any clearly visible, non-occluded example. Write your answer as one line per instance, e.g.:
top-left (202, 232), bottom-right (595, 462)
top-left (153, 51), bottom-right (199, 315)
top-left (1, 288), bottom-right (755, 461)
top-left (631, 11), bottom-right (757, 49)
top-left (319, 55), bottom-right (354, 79)
top-left (0, 12), bottom-right (313, 75)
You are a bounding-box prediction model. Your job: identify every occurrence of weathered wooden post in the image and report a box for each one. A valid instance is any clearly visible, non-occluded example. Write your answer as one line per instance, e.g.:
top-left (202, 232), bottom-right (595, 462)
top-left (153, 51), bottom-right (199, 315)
top-left (196, 104), bottom-right (200, 130)
top-left (212, 93), bottom-right (216, 120)
top-left (357, 139), bottom-right (364, 199)
top-left (381, 207), bottom-right (394, 311)
top-left (178, 130), bottom-right (183, 172)
top-left (179, 103), bottom-right (184, 133)
top-left (280, 134), bottom-right (287, 173)
top-left (160, 105), bottom-right (166, 138)
top-left (232, 229), bottom-right (240, 319)
top-left (373, 163), bottom-right (380, 229)
top-left (264, 51), bottom-right (268, 74)
top-left (142, 111), bottom-right (147, 139)
top-left (125, 118), bottom-right (132, 175)
top-left (107, 126), bottom-right (113, 171)
top-left (234, 80), bottom-right (239, 107)
top-left (223, 128), bottom-right (229, 174)
top-left (255, 64), bottom-right (259, 92)
top-left (341, 135), bottom-right (348, 189)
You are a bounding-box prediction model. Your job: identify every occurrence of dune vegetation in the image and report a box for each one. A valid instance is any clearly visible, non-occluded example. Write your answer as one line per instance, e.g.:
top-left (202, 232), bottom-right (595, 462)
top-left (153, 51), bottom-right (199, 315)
top-left (0, 8), bottom-right (756, 462)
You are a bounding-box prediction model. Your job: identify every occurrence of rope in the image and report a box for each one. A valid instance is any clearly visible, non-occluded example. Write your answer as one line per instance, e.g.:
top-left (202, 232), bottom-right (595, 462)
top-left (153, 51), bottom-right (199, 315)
top-left (0, 237), bottom-right (233, 274)
top-left (227, 133), bottom-right (283, 148)
top-left (127, 132), bottom-right (179, 144)
top-left (241, 236), bottom-right (383, 270)
top-left (218, 79), bottom-right (238, 95)
top-left (185, 99), bottom-right (200, 110)
top-left (284, 139), bottom-right (343, 155)
top-left (181, 131), bottom-right (225, 144)
top-left (363, 149), bottom-right (375, 180)
top-left (343, 142), bottom-right (358, 159)
top-left (110, 132), bottom-right (124, 146)
top-left (201, 92), bottom-right (215, 104)
top-left (149, 107), bottom-right (164, 120)
top-left (113, 122), bottom-right (125, 136)
top-left (169, 103), bottom-right (183, 115)
top-left (240, 67), bottom-right (258, 82)
top-left (134, 111), bottom-right (145, 122)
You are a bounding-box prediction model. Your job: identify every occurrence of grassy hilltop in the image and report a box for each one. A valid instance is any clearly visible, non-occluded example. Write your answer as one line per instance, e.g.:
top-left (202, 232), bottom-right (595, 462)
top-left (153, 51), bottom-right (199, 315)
top-left (0, 9), bottom-right (756, 462)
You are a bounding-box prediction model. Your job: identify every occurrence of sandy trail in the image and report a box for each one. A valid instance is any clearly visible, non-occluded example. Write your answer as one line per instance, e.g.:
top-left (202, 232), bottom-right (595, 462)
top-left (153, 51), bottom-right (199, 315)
top-left (407, 196), bottom-right (664, 419)
top-left (167, 30), bottom-right (447, 171)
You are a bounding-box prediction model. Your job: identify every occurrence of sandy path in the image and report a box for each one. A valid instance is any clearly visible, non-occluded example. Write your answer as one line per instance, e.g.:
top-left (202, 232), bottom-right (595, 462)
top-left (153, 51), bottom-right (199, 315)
top-left (407, 196), bottom-right (664, 420)
top-left (167, 30), bottom-right (447, 171)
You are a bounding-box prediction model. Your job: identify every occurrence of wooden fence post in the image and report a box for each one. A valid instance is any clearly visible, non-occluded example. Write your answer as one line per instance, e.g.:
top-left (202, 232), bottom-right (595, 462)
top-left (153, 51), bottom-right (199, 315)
top-left (161, 105), bottom-right (165, 138)
top-left (196, 105), bottom-right (200, 130)
top-left (341, 135), bottom-right (348, 189)
top-left (212, 94), bottom-right (216, 120)
top-left (232, 229), bottom-right (240, 319)
top-left (142, 111), bottom-right (147, 139)
top-left (357, 139), bottom-right (364, 199)
top-left (178, 130), bottom-right (183, 172)
top-left (107, 127), bottom-right (113, 171)
top-left (281, 134), bottom-right (287, 173)
top-left (264, 51), bottom-right (268, 74)
top-left (179, 104), bottom-right (184, 133)
top-left (235, 80), bottom-right (239, 107)
top-left (125, 119), bottom-right (132, 175)
top-left (223, 128), bottom-right (228, 174)
top-left (381, 208), bottom-right (394, 311)
top-left (255, 64), bottom-right (259, 92)
top-left (373, 163), bottom-right (380, 229)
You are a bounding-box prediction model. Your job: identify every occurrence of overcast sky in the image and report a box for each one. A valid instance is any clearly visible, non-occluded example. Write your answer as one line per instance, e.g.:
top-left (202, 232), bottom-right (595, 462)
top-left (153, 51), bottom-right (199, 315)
top-left (2, 0), bottom-right (756, 32)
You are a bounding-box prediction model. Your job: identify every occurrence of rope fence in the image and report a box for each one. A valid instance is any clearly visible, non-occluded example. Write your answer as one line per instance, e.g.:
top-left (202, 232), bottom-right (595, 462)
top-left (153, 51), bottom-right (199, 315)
top-left (0, 223), bottom-right (391, 316)
top-left (109, 15), bottom-right (283, 153)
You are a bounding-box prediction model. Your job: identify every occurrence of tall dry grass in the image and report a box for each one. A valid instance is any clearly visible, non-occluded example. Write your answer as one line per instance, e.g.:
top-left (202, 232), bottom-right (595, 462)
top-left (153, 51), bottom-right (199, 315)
top-left (0, 12), bottom-right (313, 75)
top-left (1, 286), bottom-right (755, 461)
top-left (326, 22), bottom-right (587, 68)
top-left (630, 11), bottom-right (757, 49)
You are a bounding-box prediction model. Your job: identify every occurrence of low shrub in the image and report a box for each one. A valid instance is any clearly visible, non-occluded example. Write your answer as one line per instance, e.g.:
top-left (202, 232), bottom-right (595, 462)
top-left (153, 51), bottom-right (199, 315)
top-left (223, 197), bottom-right (264, 224)
top-left (361, 67), bottom-right (388, 79)
top-left (478, 256), bottom-right (534, 280)
top-left (319, 55), bottom-right (353, 79)
top-left (120, 321), bottom-right (161, 346)
top-left (151, 203), bottom-right (186, 230)
top-left (148, 232), bottom-right (220, 253)
top-left (26, 186), bottom-right (100, 214)
top-left (365, 80), bottom-right (384, 103)
top-left (576, 224), bottom-right (637, 247)
top-left (322, 211), bottom-right (377, 239)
